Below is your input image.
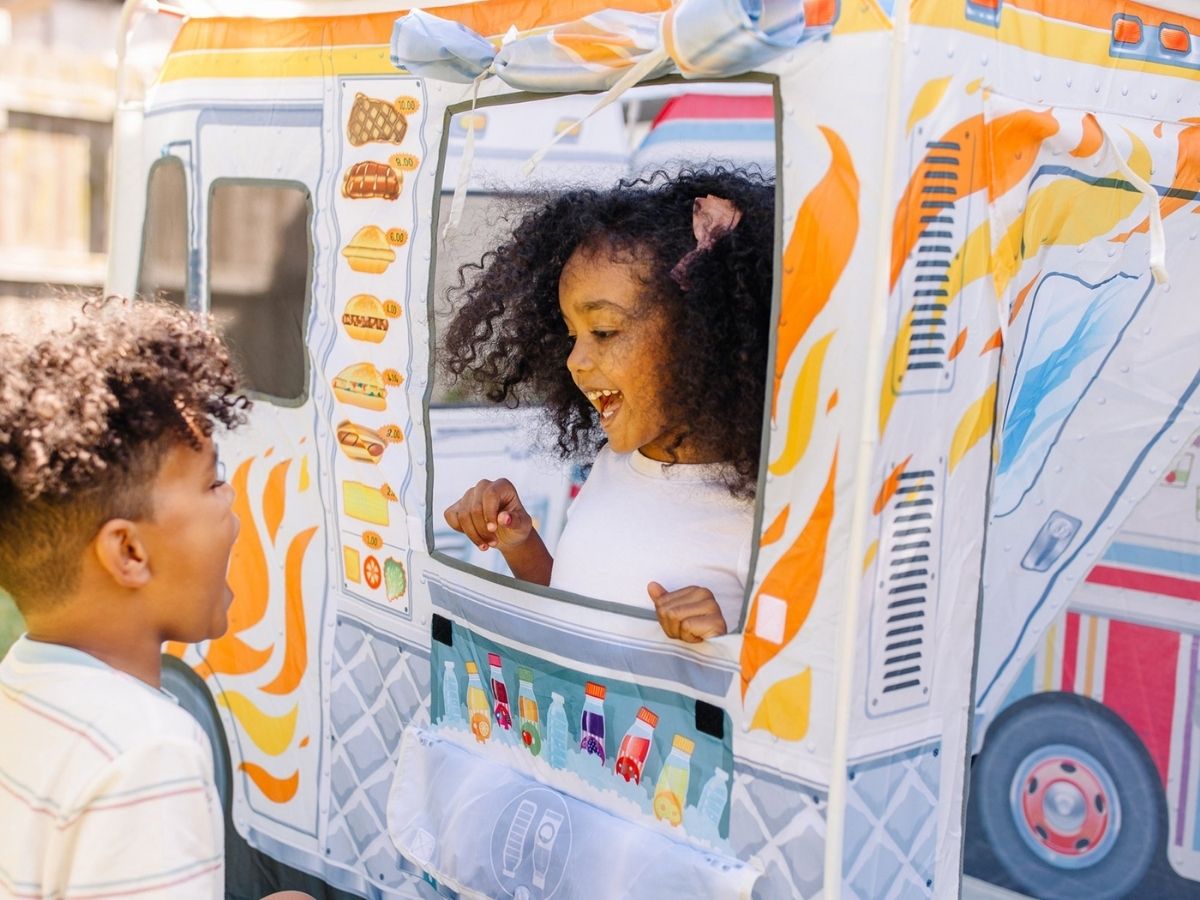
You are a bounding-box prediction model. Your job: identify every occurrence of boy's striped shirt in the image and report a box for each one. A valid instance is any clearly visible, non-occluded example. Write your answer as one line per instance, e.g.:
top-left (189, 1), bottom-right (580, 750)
top-left (0, 636), bottom-right (223, 899)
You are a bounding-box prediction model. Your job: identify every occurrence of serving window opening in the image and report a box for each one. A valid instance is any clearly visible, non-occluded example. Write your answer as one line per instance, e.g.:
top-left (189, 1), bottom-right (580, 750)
top-left (427, 82), bottom-right (781, 637)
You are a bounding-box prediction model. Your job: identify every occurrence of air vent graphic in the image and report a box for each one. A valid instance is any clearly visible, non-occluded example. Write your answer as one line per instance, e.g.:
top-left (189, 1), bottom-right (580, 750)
top-left (868, 462), bottom-right (943, 717)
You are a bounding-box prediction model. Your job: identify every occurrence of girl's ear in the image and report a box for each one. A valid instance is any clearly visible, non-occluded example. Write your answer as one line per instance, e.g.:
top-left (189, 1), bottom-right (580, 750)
top-left (92, 519), bottom-right (152, 589)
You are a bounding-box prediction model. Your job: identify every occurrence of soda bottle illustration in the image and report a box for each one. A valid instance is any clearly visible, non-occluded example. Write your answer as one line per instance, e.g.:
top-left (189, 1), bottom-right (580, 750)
top-left (653, 734), bottom-right (694, 826)
top-left (488, 651), bottom-right (513, 731)
top-left (441, 659), bottom-right (461, 726)
top-left (464, 661), bottom-right (491, 743)
top-left (579, 681), bottom-right (607, 764)
top-left (697, 767), bottom-right (729, 829)
top-left (517, 667), bottom-right (542, 755)
top-left (614, 706), bottom-right (658, 784)
top-left (546, 691), bottom-right (569, 768)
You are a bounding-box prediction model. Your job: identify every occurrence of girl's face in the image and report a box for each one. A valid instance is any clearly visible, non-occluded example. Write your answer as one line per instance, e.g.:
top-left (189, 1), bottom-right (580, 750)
top-left (559, 246), bottom-right (686, 462)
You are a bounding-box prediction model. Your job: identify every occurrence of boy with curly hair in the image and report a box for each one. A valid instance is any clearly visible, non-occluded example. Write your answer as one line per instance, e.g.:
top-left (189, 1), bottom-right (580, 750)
top-left (0, 296), bottom-right (248, 898)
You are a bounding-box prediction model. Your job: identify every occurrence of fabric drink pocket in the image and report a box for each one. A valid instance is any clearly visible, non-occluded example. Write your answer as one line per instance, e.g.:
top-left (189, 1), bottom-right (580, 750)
top-left (386, 726), bottom-right (759, 899)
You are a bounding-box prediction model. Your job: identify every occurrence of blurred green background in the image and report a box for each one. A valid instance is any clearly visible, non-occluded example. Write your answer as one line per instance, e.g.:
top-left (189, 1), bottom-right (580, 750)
top-left (0, 589), bottom-right (23, 659)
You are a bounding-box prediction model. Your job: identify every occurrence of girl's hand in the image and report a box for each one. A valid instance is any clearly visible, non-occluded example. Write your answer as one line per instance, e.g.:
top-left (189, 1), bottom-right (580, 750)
top-left (443, 478), bottom-right (534, 552)
top-left (647, 581), bottom-right (728, 643)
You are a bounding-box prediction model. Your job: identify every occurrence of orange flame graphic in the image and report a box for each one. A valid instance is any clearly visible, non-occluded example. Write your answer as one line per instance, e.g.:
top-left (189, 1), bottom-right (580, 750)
top-left (740, 448), bottom-right (838, 696)
top-left (239, 761), bottom-right (299, 804)
top-left (873, 455), bottom-right (912, 517)
top-left (1008, 271), bottom-right (1040, 325)
top-left (947, 329), bottom-right (968, 362)
top-left (889, 109), bottom-right (1058, 293)
top-left (196, 451), bottom-right (320, 804)
top-left (774, 127), bottom-right (858, 416)
top-left (261, 526), bottom-right (318, 695)
top-left (1113, 120), bottom-right (1200, 242)
top-left (263, 459), bottom-right (292, 545)
top-left (761, 505), bottom-right (790, 548)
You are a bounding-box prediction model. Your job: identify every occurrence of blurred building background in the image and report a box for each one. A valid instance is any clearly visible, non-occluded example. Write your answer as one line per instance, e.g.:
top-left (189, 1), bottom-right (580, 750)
top-left (0, 0), bottom-right (127, 331)
top-left (0, 0), bottom-right (130, 652)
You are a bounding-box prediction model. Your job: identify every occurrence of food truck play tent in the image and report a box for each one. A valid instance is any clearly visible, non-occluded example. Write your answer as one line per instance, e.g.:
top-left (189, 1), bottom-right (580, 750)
top-left (107, 0), bottom-right (1200, 896)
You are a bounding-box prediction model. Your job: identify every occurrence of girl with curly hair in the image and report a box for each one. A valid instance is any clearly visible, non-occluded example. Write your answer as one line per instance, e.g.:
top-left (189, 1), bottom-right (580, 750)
top-left (442, 168), bottom-right (774, 641)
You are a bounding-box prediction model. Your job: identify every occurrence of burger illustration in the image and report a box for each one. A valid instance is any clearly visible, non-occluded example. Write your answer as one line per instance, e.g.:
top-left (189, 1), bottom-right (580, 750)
top-left (342, 294), bottom-right (389, 343)
top-left (332, 362), bottom-right (387, 411)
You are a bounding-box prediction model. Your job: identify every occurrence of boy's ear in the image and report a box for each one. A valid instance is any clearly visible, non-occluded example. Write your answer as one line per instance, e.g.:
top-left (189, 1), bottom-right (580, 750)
top-left (92, 519), bottom-right (152, 589)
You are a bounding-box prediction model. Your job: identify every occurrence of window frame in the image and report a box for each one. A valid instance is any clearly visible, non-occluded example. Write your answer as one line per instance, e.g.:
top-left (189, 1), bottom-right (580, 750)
top-left (422, 74), bottom-right (785, 636)
top-left (135, 154), bottom-right (190, 308)
top-left (204, 175), bottom-right (316, 408)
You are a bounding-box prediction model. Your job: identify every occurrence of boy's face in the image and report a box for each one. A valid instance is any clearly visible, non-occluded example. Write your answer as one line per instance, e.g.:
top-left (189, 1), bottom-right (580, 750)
top-left (140, 437), bottom-right (239, 643)
top-left (559, 247), bottom-right (678, 460)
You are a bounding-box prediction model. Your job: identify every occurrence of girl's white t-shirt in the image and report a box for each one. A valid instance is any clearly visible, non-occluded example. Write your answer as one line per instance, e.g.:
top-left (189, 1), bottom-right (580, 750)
top-left (549, 446), bottom-right (755, 628)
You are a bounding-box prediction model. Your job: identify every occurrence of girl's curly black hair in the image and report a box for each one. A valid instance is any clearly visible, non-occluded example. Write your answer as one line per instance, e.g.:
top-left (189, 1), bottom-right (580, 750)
top-left (441, 167), bottom-right (775, 498)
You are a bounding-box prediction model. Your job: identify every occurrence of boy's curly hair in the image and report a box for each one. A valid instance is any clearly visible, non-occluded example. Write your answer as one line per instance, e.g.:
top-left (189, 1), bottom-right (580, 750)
top-left (441, 167), bottom-right (775, 498)
top-left (0, 296), bottom-right (249, 610)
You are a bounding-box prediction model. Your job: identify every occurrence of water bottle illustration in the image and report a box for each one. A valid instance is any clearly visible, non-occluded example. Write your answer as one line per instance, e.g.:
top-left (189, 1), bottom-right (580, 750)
top-left (614, 706), bottom-right (658, 784)
top-left (579, 681), bottom-right (607, 764)
top-left (488, 652), bottom-right (513, 731)
top-left (697, 767), bottom-right (729, 829)
top-left (546, 692), bottom-right (569, 768)
top-left (653, 734), bottom-right (694, 827)
top-left (464, 661), bottom-right (491, 743)
top-left (441, 659), bottom-right (461, 726)
top-left (517, 667), bottom-right (542, 755)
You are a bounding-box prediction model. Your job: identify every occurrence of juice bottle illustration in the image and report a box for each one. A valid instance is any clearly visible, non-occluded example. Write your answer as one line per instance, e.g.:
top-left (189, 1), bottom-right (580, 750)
top-left (464, 661), bottom-right (491, 743)
top-left (547, 691), bottom-right (569, 768)
top-left (697, 766), bottom-right (729, 829)
top-left (441, 659), bottom-right (461, 725)
top-left (488, 651), bottom-right (513, 731)
top-left (614, 706), bottom-right (658, 784)
top-left (653, 734), bottom-right (694, 826)
top-left (517, 667), bottom-right (542, 755)
top-left (579, 681), bottom-right (607, 764)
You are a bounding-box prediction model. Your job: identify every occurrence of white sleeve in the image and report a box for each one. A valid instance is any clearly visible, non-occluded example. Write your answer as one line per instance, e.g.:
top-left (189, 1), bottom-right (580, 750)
top-left (50, 737), bottom-right (224, 899)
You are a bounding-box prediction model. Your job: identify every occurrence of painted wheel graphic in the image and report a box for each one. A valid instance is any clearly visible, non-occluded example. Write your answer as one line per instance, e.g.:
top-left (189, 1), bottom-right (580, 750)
top-left (973, 693), bottom-right (1163, 900)
top-left (1012, 745), bottom-right (1117, 866)
top-left (363, 555), bottom-right (382, 589)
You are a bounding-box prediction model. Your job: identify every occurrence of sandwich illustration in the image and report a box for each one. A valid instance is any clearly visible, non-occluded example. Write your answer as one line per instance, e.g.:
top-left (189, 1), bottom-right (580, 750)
top-left (342, 160), bottom-right (403, 200)
top-left (332, 362), bottom-right (387, 411)
top-left (342, 481), bottom-right (390, 526)
top-left (342, 225), bottom-right (395, 274)
top-left (346, 93), bottom-right (409, 146)
top-left (342, 294), bottom-right (389, 343)
top-left (336, 420), bottom-right (387, 463)
top-left (343, 546), bottom-right (361, 583)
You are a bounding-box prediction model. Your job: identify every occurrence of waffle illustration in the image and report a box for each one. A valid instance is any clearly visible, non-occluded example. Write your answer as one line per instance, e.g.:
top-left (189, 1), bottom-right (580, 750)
top-left (342, 161), bottom-right (402, 200)
top-left (347, 93), bottom-right (409, 146)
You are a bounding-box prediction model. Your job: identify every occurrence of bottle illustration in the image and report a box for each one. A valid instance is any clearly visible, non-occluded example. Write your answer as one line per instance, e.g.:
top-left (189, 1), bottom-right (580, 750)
top-left (441, 660), bottom-right (461, 726)
top-left (488, 652), bottom-right (513, 731)
top-left (614, 706), bottom-right (658, 784)
top-left (546, 692), bottom-right (569, 768)
top-left (579, 681), bottom-right (607, 764)
top-left (517, 667), bottom-right (542, 755)
top-left (465, 661), bottom-right (491, 743)
top-left (653, 734), bottom-right (694, 826)
top-left (697, 767), bottom-right (729, 829)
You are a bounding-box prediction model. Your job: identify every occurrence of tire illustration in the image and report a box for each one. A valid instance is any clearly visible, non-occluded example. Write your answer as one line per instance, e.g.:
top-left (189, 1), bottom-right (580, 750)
top-left (973, 692), bottom-right (1164, 900)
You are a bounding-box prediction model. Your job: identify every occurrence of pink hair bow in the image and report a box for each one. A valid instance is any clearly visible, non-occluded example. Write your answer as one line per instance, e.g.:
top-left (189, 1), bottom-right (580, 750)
top-left (670, 195), bottom-right (743, 290)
